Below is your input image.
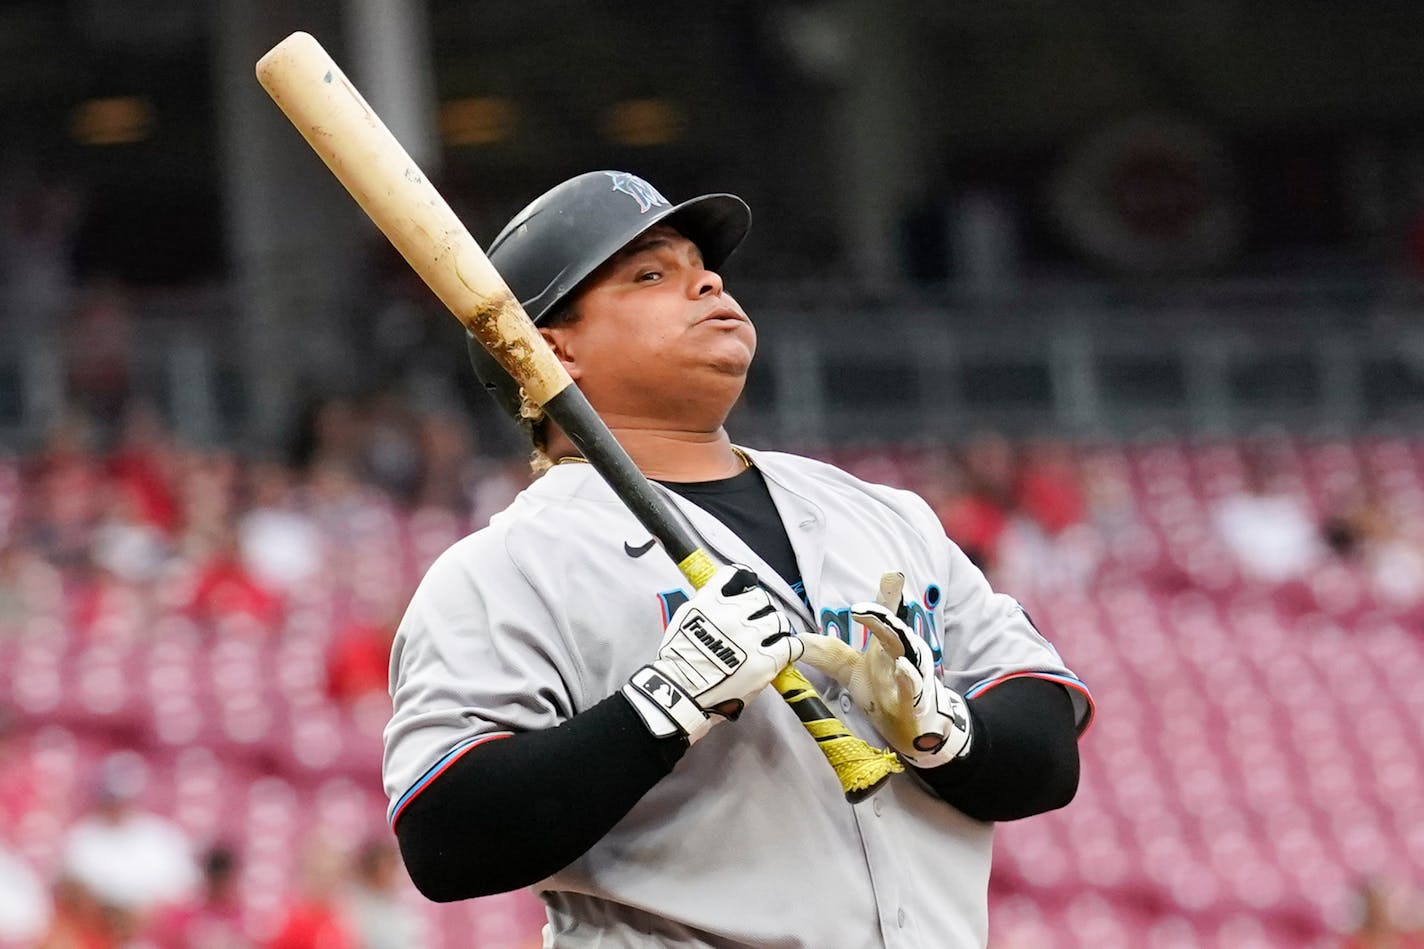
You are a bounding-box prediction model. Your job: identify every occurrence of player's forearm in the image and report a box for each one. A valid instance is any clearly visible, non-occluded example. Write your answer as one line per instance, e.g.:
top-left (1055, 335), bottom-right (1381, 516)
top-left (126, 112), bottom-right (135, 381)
top-left (916, 677), bottom-right (1079, 821)
top-left (393, 692), bottom-right (687, 901)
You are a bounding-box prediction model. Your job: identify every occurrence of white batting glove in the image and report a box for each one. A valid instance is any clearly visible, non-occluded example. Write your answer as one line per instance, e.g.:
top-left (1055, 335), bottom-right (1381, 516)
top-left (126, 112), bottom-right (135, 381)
top-left (799, 572), bottom-right (972, 768)
top-left (622, 564), bottom-right (802, 744)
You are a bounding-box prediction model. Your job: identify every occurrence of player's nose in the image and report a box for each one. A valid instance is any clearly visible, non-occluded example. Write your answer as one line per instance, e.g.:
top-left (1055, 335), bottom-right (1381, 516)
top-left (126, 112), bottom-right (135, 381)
top-left (691, 267), bottom-right (724, 298)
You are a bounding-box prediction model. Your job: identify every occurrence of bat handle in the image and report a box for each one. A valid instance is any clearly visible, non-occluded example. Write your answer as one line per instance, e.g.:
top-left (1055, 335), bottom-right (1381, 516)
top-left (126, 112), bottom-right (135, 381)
top-left (677, 550), bottom-right (903, 801)
top-left (773, 666), bottom-right (902, 802)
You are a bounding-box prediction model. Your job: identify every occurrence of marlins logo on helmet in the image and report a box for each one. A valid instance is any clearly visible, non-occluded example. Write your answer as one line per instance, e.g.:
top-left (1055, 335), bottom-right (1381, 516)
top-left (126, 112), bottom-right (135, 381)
top-left (604, 171), bottom-right (670, 213)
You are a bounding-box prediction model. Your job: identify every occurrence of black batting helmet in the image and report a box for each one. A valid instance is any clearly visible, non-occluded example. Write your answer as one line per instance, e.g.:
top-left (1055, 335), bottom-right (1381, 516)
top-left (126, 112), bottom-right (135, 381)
top-left (466, 170), bottom-right (751, 426)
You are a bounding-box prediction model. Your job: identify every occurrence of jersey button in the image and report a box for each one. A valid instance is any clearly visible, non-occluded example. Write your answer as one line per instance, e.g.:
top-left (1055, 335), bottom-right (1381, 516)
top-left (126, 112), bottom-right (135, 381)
top-left (839, 694), bottom-right (852, 713)
top-left (897, 909), bottom-right (906, 928)
top-left (872, 797), bottom-right (883, 816)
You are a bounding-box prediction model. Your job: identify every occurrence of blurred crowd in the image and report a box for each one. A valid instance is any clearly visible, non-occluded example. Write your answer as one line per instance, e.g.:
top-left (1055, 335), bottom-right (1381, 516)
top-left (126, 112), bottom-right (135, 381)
top-left (904, 431), bottom-right (1424, 623)
top-left (0, 732), bottom-right (422, 949)
top-left (0, 399), bottom-right (534, 949)
top-left (921, 433), bottom-right (1101, 594)
top-left (2, 398), bottom-right (1423, 946)
top-left (1, 396), bottom-right (527, 638)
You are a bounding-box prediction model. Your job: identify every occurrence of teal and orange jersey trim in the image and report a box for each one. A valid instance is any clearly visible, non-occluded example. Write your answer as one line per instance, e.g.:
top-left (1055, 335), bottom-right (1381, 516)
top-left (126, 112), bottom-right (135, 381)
top-left (965, 672), bottom-right (1095, 736)
top-left (388, 731), bottom-right (513, 828)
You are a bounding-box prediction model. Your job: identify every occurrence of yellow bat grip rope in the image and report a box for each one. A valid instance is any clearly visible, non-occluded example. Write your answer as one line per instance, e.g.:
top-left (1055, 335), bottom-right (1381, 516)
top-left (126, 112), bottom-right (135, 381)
top-left (676, 548), bottom-right (902, 801)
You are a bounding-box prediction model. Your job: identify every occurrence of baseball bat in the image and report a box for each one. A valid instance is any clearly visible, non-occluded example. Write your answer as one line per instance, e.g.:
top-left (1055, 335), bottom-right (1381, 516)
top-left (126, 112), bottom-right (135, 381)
top-left (255, 31), bottom-right (900, 801)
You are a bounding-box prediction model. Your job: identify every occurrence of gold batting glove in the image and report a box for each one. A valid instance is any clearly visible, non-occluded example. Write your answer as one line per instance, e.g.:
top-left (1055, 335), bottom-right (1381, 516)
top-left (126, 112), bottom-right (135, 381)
top-left (800, 572), bottom-right (972, 768)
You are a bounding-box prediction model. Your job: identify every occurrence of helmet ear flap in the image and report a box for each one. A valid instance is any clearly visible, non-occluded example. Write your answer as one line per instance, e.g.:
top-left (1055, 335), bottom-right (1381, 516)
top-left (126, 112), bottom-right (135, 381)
top-left (466, 331), bottom-right (527, 422)
top-left (467, 334), bottom-right (556, 472)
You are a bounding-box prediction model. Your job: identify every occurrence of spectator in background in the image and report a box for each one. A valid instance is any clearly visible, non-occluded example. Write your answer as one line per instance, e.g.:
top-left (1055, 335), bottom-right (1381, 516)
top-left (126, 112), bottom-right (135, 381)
top-left (414, 410), bottom-right (476, 514)
top-left (237, 461), bottom-right (323, 596)
top-left (913, 450), bottom-right (967, 519)
top-left (288, 395), bottom-right (364, 481)
top-left (1078, 448), bottom-right (1138, 541)
top-left (326, 596), bottom-right (401, 706)
top-left (144, 844), bottom-right (253, 949)
top-left (469, 456), bottom-right (532, 531)
top-left (266, 838), bottom-right (356, 949)
top-left (305, 458), bottom-right (368, 542)
top-left (1344, 878), bottom-right (1424, 949)
top-left (0, 169), bottom-right (82, 329)
top-left (37, 877), bottom-right (112, 949)
top-left (0, 838), bottom-right (51, 946)
top-left (0, 708), bottom-right (50, 946)
top-left (0, 707), bottom-right (37, 830)
top-left (77, 465), bottom-right (174, 639)
top-left (341, 838), bottom-right (422, 949)
top-left (996, 440), bottom-right (1100, 595)
top-left (931, 433), bottom-right (1094, 588)
top-left (186, 526), bottom-right (282, 631)
top-left (175, 450), bottom-right (239, 560)
top-left (61, 752), bottom-right (199, 926)
top-left (0, 539), bottom-right (65, 631)
top-left (933, 431), bottom-right (1017, 572)
top-left (1323, 482), bottom-right (1424, 609)
top-left (359, 393), bottom-right (424, 506)
top-left (66, 279), bottom-right (135, 422)
top-left (89, 480), bottom-right (172, 588)
top-left (105, 403), bottom-right (180, 538)
top-left (1016, 440), bottom-right (1085, 536)
top-left (80, 436), bottom-right (177, 635)
top-left (24, 415), bottom-right (103, 569)
top-left (1211, 446), bottom-right (1323, 584)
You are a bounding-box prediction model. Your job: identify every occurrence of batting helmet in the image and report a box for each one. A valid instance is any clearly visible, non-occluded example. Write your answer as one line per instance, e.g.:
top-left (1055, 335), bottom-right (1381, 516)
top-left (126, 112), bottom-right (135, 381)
top-left (466, 170), bottom-right (751, 426)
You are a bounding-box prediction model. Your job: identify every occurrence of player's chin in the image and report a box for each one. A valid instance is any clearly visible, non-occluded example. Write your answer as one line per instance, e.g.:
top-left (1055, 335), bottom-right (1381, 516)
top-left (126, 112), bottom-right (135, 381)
top-left (699, 334), bottom-right (756, 375)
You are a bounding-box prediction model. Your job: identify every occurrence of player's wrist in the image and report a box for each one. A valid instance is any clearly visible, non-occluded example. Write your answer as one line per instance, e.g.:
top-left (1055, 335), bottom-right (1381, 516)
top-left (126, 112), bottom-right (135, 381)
top-left (631, 564), bottom-right (800, 746)
top-left (622, 664), bottom-right (715, 744)
top-left (899, 680), bottom-right (974, 769)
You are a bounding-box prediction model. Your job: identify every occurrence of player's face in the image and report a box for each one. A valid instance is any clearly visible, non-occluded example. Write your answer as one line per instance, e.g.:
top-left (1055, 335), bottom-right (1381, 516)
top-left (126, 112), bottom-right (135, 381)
top-left (543, 224), bottom-right (756, 427)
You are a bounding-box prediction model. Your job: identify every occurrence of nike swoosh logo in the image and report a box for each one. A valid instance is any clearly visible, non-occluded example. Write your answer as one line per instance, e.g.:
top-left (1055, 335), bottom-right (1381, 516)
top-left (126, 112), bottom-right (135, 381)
top-left (624, 538), bottom-right (656, 558)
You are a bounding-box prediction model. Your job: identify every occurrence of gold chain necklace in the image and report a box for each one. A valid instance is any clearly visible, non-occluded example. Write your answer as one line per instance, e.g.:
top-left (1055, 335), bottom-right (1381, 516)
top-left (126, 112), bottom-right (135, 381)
top-left (555, 446), bottom-right (753, 470)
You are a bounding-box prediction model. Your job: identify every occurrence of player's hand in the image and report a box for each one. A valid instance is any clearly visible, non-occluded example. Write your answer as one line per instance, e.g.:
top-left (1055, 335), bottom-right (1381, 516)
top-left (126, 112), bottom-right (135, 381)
top-left (622, 564), bottom-right (802, 744)
top-left (799, 572), bottom-right (972, 768)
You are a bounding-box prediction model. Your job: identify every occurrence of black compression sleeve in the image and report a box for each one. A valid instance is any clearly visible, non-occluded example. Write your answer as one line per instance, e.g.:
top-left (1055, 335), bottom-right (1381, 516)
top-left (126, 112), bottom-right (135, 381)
top-left (393, 693), bottom-right (687, 902)
top-left (917, 677), bottom-right (1080, 822)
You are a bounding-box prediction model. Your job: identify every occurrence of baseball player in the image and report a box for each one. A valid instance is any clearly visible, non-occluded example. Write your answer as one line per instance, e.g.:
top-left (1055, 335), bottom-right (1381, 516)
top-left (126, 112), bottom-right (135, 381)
top-left (383, 171), bottom-right (1094, 948)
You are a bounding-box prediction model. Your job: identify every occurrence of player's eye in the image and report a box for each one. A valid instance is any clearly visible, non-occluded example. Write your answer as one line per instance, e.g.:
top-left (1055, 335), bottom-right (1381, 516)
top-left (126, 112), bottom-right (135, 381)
top-left (635, 270), bottom-right (662, 282)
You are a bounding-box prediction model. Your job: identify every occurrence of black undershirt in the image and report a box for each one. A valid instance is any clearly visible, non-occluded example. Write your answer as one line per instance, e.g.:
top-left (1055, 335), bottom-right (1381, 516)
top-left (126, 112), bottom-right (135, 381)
top-left (660, 466), bottom-right (810, 608)
top-left (393, 464), bottom-right (1081, 902)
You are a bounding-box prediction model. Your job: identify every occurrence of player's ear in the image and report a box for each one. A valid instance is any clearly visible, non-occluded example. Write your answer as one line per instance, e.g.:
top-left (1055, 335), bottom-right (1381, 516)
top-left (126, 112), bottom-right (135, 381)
top-left (539, 326), bottom-right (580, 380)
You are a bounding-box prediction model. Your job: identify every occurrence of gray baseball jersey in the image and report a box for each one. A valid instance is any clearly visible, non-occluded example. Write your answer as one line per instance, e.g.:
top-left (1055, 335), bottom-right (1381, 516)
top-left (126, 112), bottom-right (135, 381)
top-left (383, 448), bottom-right (1093, 949)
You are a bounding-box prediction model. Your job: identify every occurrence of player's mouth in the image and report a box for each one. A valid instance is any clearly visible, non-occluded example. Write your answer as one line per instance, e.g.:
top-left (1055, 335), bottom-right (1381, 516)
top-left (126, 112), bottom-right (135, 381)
top-left (695, 307), bottom-right (749, 327)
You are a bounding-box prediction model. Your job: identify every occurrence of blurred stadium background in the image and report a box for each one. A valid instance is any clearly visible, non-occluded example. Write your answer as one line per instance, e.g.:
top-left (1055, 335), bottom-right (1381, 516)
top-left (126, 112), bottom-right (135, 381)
top-left (1, 1), bottom-right (1423, 947)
